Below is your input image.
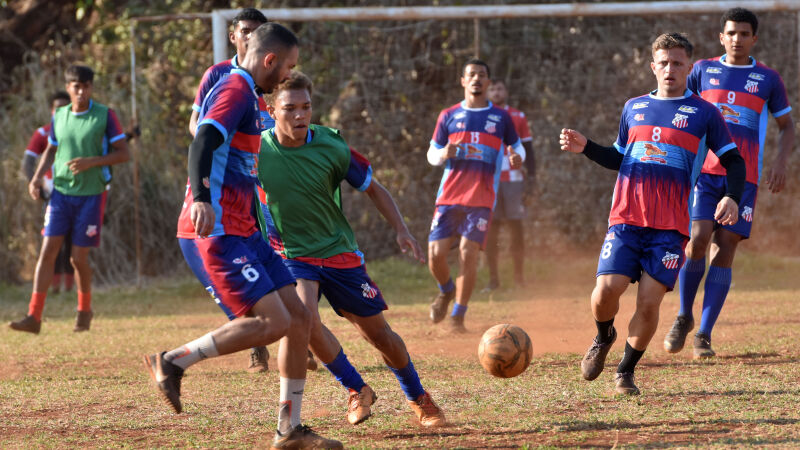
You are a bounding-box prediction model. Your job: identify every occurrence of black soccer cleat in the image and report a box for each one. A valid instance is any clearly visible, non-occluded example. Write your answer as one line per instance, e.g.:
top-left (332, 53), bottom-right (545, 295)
top-left (614, 372), bottom-right (640, 395)
top-left (429, 290), bottom-right (455, 324)
top-left (663, 315), bottom-right (694, 353)
top-left (143, 351), bottom-right (184, 413)
top-left (581, 327), bottom-right (617, 381)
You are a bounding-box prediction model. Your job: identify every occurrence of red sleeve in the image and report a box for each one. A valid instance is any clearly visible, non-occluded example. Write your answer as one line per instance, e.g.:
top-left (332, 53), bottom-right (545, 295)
top-left (106, 109), bottom-right (125, 142)
top-left (25, 126), bottom-right (48, 155)
top-left (513, 112), bottom-right (532, 141)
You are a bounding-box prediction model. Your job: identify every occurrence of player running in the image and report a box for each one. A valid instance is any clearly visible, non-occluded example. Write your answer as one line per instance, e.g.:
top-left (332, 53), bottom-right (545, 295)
top-left (664, 7), bottom-right (795, 359)
top-left (10, 65), bottom-right (130, 334)
top-left (256, 71), bottom-right (446, 428)
top-left (427, 59), bottom-right (525, 332)
top-left (142, 24), bottom-right (341, 449)
top-left (560, 33), bottom-right (746, 395)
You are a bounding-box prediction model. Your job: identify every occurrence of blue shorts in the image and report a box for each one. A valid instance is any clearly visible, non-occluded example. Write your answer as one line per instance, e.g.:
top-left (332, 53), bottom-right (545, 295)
top-left (179, 231), bottom-right (295, 319)
top-left (691, 173), bottom-right (758, 239)
top-left (596, 224), bottom-right (688, 291)
top-left (284, 259), bottom-right (388, 318)
top-left (44, 190), bottom-right (107, 247)
top-left (429, 204), bottom-right (492, 245)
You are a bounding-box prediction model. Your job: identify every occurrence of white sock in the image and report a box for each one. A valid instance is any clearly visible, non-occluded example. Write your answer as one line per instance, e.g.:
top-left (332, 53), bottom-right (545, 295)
top-left (164, 333), bottom-right (219, 370)
top-left (278, 377), bottom-right (305, 434)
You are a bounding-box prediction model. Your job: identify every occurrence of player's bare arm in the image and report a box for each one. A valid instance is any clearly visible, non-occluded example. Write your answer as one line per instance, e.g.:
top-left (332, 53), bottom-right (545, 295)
top-left (364, 180), bottom-right (425, 264)
top-left (67, 139), bottom-right (130, 175)
top-left (28, 143), bottom-right (58, 200)
top-left (189, 110), bottom-right (200, 137)
top-left (559, 128), bottom-right (587, 153)
top-left (765, 113), bottom-right (795, 193)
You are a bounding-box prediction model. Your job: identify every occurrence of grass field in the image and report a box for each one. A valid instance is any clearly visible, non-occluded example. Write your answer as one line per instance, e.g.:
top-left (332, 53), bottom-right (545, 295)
top-left (1, 251), bottom-right (799, 448)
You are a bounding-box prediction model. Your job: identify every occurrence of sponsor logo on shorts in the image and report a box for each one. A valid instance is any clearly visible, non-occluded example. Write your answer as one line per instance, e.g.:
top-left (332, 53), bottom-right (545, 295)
top-left (477, 218), bottom-right (488, 232)
top-left (710, 78), bottom-right (720, 86)
top-left (741, 205), bottom-right (753, 222)
top-left (431, 211), bottom-right (441, 231)
top-left (604, 232), bottom-right (615, 241)
top-left (232, 256), bottom-right (249, 264)
top-left (44, 206), bottom-right (51, 227)
top-left (484, 121), bottom-right (496, 134)
top-left (745, 80), bottom-right (759, 94)
top-left (361, 282), bottom-right (378, 299)
top-left (748, 72), bottom-right (765, 81)
top-left (632, 102), bottom-right (649, 109)
top-left (662, 252), bottom-right (680, 270)
top-left (672, 113), bottom-right (689, 128)
top-left (86, 225), bottom-right (98, 237)
top-left (634, 113), bottom-right (645, 121)
top-left (678, 105), bottom-right (698, 114)
top-left (706, 67), bottom-right (722, 74)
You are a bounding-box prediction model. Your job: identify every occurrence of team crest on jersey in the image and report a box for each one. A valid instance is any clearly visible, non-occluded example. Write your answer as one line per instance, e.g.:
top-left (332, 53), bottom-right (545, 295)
top-left (678, 105), bottom-right (698, 114)
top-left (741, 205), bottom-right (753, 222)
top-left (745, 80), bottom-right (759, 93)
top-left (632, 102), bottom-right (649, 109)
top-left (706, 67), bottom-right (722, 74)
top-left (86, 225), bottom-right (98, 238)
top-left (748, 72), bottom-right (765, 81)
top-left (488, 114), bottom-right (501, 122)
top-left (634, 113), bottom-right (645, 121)
top-left (454, 111), bottom-right (467, 119)
top-left (662, 252), bottom-right (680, 269)
top-left (232, 256), bottom-right (249, 264)
top-left (641, 143), bottom-right (667, 164)
top-left (709, 78), bottom-right (720, 86)
top-left (361, 282), bottom-right (378, 299)
top-left (484, 121), bottom-right (496, 133)
top-left (477, 218), bottom-right (488, 232)
top-left (672, 113), bottom-right (689, 128)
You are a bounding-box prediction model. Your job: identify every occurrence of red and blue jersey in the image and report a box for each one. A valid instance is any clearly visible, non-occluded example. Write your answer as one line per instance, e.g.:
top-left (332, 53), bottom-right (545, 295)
top-left (610, 90), bottom-right (737, 236)
top-left (192, 55), bottom-right (274, 131)
top-left (688, 55), bottom-right (791, 185)
top-left (177, 68), bottom-right (264, 239)
top-left (431, 101), bottom-right (520, 208)
top-left (25, 123), bottom-right (53, 181)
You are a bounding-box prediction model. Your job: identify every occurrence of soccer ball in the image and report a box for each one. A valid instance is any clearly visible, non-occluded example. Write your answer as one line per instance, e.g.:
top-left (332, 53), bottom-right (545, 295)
top-left (478, 324), bottom-right (533, 378)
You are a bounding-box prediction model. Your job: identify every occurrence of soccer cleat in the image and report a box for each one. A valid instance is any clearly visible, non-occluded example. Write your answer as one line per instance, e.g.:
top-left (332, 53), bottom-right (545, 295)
top-left (346, 384), bottom-right (377, 425)
top-left (614, 372), bottom-right (640, 395)
top-left (9, 315), bottom-right (41, 334)
top-left (429, 290), bottom-right (455, 323)
top-left (143, 352), bottom-right (185, 413)
top-left (73, 310), bottom-right (93, 332)
top-left (693, 332), bottom-right (716, 359)
top-left (663, 315), bottom-right (694, 353)
top-left (447, 314), bottom-right (467, 333)
top-left (247, 346), bottom-right (269, 373)
top-left (408, 391), bottom-right (446, 427)
top-left (307, 350), bottom-right (318, 371)
top-left (580, 327), bottom-right (617, 381)
top-left (270, 424), bottom-right (343, 449)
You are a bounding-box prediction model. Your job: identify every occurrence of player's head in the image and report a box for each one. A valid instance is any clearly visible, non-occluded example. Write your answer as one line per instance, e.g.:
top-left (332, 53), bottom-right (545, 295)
top-left (461, 58), bottom-right (490, 98)
top-left (720, 8), bottom-right (758, 60)
top-left (229, 8), bottom-right (269, 60)
top-left (243, 22), bottom-right (299, 94)
top-left (650, 33), bottom-right (693, 97)
top-left (50, 90), bottom-right (70, 112)
top-left (266, 71), bottom-right (313, 145)
top-left (488, 79), bottom-right (508, 106)
top-left (64, 65), bottom-right (94, 109)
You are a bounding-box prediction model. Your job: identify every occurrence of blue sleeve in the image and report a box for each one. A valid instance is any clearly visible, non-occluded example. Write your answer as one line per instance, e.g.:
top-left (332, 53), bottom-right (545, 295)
top-left (613, 105), bottom-right (629, 154)
top-left (197, 81), bottom-right (248, 140)
top-left (707, 106), bottom-right (737, 156)
top-left (48, 116), bottom-right (58, 146)
top-left (431, 110), bottom-right (449, 148)
top-left (768, 73), bottom-right (792, 117)
top-left (687, 63), bottom-right (702, 95)
top-left (502, 113), bottom-right (520, 146)
top-left (345, 149), bottom-right (373, 191)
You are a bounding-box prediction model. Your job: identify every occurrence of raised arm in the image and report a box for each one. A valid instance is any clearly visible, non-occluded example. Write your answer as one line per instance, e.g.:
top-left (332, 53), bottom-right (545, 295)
top-left (559, 128), bottom-right (623, 170)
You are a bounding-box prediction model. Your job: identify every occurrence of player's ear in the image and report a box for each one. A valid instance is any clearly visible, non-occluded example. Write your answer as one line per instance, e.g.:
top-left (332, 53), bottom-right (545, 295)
top-left (229, 31), bottom-right (236, 45)
top-left (263, 52), bottom-right (276, 70)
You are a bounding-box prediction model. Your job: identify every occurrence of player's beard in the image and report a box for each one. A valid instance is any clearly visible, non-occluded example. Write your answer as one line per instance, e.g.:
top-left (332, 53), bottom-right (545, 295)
top-left (262, 67), bottom-right (284, 94)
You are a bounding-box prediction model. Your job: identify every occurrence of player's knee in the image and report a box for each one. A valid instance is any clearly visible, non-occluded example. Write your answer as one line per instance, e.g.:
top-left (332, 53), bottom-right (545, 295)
top-left (253, 315), bottom-right (289, 343)
top-left (287, 300), bottom-right (312, 332)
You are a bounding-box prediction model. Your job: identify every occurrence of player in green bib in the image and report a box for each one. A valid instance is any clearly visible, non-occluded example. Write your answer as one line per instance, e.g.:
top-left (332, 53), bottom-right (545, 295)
top-left (10, 65), bottom-right (129, 335)
top-left (256, 71), bottom-right (446, 428)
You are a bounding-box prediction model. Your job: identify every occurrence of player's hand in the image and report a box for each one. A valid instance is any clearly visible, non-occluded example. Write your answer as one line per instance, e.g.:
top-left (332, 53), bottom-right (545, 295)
top-left (396, 230), bottom-right (426, 264)
top-left (443, 140), bottom-right (461, 160)
top-left (28, 177), bottom-right (43, 200)
top-left (764, 163), bottom-right (787, 193)
top-left (67, 157), bottom-right (94, 175)
top-left (559, 128), bottom-right (587, 154)
top-left (714, 196), bottom-right (739, 226)
top-left (191, 201), bottom-right (216, 238)
top-left (508, 152), bottom-right (523, 169)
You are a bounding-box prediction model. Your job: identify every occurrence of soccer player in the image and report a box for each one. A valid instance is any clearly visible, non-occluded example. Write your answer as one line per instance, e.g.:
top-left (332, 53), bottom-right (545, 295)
top-left (664, 8), bottom-right (795, 359)
top-left (427, 59), bottom-right (525, 332)
top-left (22, 91), bottom-right (74, 294)
top-left (559, 33), bottom-right (746, 395)
top-left (9, 65), bottom-right (130, 334)
top-left (187, 7), bottom-right (279, 374)
top-left (141, 24), bottom-right (341, 449)
top-left (483, 79), bottom-right (534, 291)
top-left (256, 71), bottom-right (446, 427)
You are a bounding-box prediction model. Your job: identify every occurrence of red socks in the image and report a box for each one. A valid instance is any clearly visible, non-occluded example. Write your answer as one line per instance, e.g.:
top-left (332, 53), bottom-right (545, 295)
top-left (28, 292), bottom-right (47, 321)
top-left (77, 291), bottom-right (92, 312)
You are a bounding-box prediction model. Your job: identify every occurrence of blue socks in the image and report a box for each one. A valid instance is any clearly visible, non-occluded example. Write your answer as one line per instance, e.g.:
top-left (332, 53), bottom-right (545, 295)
top-left (699, 266), bottom-right (732, 336)
top-left (438, 278), bottom-right (455, 294)
top-left (451, 303), bottom-right (467, 317)
top-left (389, 358), bottom-right (425, 401)
top-left (678, 257), bottom-right (706, 318)
top-left (323, 349), bottom-right (365, 392)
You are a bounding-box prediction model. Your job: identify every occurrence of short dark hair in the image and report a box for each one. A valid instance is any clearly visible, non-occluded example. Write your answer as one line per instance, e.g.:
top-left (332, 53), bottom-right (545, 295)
top-left (249, 22), bottom-right (298, 56)
top-left (490, 78), bottom-right (506, 86)
top-left (64, 65), bottom-right (94, 83)
top-left (266, 71), bottom-right (313, 105)
top-left (463, 58), bottom-right (490, 78)
top-left (651, 33), bottom-right (693, 59)
top-left (232, 8), bottom-right (268, 29)
top-left (50, 90), bottom-right (70, 104)
top-left (721, 7), bottom-right (758, 35)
